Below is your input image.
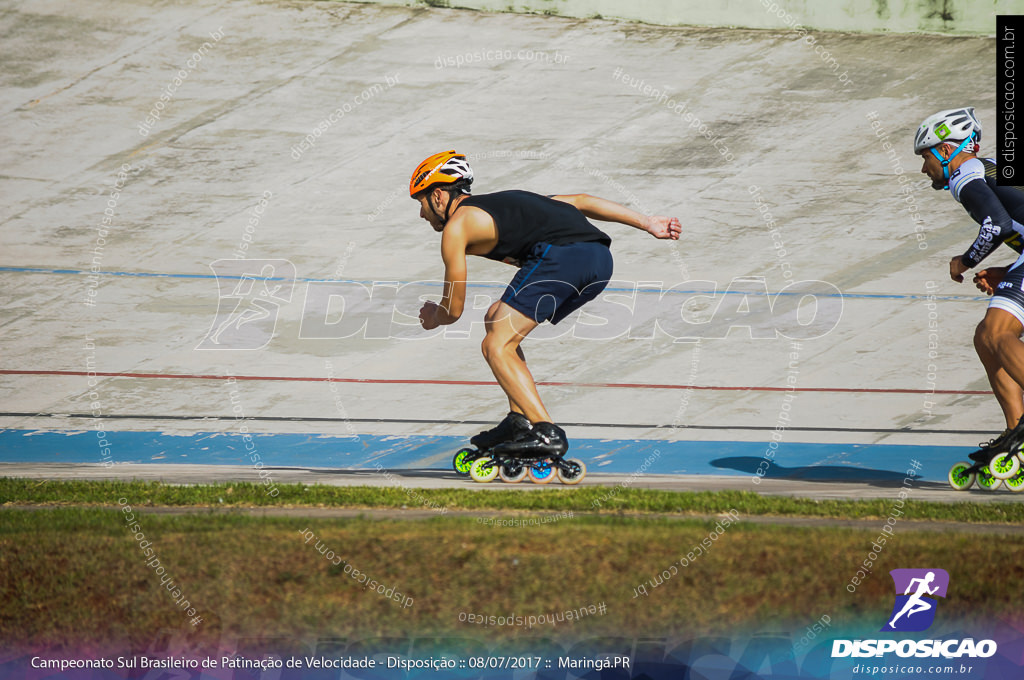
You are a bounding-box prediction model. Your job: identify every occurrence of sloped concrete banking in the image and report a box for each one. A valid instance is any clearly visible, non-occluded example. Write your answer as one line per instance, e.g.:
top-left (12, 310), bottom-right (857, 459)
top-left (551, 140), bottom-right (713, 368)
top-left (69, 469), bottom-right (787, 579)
top-left (352, 0), bottom-right (1011, 34)
top-left (0, 0), bottom-right (1007, 492)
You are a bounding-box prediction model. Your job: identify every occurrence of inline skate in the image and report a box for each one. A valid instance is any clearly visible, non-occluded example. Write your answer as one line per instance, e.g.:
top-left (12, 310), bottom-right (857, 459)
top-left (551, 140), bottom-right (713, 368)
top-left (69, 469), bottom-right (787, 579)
top-left (452, 412), bottom-right (531, 477)
top-left (467, 422), bottom-right (587, 485)
top-left (948, 429), bottom-right (1024, 492)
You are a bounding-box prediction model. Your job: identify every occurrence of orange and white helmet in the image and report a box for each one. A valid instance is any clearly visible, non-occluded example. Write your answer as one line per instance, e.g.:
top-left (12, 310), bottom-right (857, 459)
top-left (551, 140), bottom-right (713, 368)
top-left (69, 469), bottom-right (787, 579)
top-left (409, 150), bottom-right (473, 198)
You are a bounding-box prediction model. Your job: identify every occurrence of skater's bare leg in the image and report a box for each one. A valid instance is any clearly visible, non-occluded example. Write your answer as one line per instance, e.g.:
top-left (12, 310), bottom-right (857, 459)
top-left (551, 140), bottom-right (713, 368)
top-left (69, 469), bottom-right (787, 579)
top-left (975, 308), bottom-right (1024, 427)
top-left (482, 302), bottom-right (551, 424)
top-left (505, 346), bottom-right (528, 415)
top-left (975, 333), bottom-right (1024, 427)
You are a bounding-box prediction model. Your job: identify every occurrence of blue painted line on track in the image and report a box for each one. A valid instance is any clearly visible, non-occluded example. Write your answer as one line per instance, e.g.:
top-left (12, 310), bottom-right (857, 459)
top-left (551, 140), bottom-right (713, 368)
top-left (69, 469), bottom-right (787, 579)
top-left (0, 429), bottom-right (969, 484)
top-left (0, 266), bottom-right (987, 301)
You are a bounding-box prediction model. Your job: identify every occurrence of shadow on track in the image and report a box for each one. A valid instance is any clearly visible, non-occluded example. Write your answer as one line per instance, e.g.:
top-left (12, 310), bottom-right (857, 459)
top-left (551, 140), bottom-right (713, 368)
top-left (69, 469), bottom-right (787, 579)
top-left (709, 456), bottom-right (949, 490)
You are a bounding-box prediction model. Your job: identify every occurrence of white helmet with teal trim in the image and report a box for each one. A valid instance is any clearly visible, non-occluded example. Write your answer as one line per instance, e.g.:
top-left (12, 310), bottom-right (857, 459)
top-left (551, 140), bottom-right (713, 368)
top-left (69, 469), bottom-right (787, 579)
top-left (913, 107), bottom-right (981, 154)
top-left (914, 107), bottom-right (982, 190)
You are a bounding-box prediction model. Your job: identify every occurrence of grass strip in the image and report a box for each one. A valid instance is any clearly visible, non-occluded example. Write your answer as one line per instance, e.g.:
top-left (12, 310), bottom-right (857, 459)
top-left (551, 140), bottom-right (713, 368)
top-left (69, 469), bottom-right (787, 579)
top-left (2, 507), bottom-right (1022, 652)
top-left (1, 478), bottom-right (1022, 523)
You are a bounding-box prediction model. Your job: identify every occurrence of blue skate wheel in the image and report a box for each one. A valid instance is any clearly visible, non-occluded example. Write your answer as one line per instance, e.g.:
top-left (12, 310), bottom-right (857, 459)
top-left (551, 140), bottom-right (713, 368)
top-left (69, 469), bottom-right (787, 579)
top-left (528, 460), bottom-right (556, 484)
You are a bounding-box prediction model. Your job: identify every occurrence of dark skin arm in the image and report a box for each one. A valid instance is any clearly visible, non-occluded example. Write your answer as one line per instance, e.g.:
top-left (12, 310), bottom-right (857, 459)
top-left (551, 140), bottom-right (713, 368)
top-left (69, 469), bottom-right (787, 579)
top-left (974, 266), bottom-right (1008, 295)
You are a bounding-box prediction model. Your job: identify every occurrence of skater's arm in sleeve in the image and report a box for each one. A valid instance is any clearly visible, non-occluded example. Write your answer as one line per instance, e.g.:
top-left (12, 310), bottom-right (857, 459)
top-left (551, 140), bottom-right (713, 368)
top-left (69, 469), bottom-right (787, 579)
top-left (551, 193), bottom-right (681, 240)
top-left (957, 180), bottom-right (1018, 270)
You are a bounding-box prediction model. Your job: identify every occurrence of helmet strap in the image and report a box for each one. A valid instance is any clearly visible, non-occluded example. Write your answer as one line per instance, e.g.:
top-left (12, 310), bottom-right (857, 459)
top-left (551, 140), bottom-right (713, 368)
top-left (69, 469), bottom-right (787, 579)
top-left (426, 189), bottom-right (462, 229)
top-left (930, 134), bottom-right (975, 190)
top-left (442, 191), bottom-right (460, 223)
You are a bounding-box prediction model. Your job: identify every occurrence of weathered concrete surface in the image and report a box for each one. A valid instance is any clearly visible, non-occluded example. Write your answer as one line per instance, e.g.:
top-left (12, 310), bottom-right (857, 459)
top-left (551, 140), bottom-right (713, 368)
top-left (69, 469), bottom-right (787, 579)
top-left (355, 0), bottom-right (1021, 35)
top-left (0, 0), bottom-right (1014, 496)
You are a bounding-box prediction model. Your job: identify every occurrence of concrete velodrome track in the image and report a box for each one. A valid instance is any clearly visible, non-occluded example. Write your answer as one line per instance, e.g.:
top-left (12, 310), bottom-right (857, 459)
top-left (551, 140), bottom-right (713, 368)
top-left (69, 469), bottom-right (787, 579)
top-left (0, 0), bottom-right (1019, 501)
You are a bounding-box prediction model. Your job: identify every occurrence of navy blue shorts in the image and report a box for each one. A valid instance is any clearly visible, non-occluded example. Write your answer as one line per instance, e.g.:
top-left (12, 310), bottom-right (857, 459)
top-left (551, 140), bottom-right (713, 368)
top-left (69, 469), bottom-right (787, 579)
top-left (990, 260), bottom-right (1024, 325)
top-left (501, 241), bottom-right (613, 324)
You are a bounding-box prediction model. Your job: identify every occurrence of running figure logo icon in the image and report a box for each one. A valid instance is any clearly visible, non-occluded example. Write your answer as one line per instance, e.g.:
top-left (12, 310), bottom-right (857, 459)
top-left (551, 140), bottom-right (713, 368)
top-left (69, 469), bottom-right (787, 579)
top-left (881, 569), bottom-right (950, 632)
top-left (196, 259), bottom-right (296, 350)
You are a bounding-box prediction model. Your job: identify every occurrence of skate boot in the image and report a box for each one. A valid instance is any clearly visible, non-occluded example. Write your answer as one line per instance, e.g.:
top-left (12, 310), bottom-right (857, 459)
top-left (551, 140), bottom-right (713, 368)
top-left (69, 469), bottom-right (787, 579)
top-left (469, 422), bottom-right (587, 486)
top-left (492, 421), bottom-right (569, 458)
top-left (452, 412), bottom-right (531, 477)
top-left (470, 411), bottom-right (532, 449)
top-left (967, 429), bottom-right (1011, 463)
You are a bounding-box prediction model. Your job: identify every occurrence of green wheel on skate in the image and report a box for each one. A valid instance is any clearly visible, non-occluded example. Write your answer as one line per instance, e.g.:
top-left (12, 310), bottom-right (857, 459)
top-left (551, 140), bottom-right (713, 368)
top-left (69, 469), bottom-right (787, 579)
top-left (989, 451), bottom-right (1021, 480)
top-left (947, 462), bottom-right (975, 491)
top-left (499, 460), bottom-right (528, 483)
top-left (556, 458), bottom-right (587, 485)
top-left (976, 466), bottom-right (1003, 492)
top-left (1005, 468), bottom-right (1024, 493)
top-left (469, 456), bottom-right (499, 483)
top-left (528, 460), bottom-right (556, 484)
top-left (453, 448), bottom-right (475, 476)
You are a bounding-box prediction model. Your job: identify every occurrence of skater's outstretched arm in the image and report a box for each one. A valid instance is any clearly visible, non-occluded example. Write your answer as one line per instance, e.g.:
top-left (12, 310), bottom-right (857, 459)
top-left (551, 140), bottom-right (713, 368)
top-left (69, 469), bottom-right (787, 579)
top-left (551, 193), bottom-right (681, 240)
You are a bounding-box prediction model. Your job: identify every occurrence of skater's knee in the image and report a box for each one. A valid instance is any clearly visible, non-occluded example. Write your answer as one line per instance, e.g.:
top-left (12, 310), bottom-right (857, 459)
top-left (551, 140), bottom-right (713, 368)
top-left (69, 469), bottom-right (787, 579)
top-left (975, 320), bottom-right (1006, 354)
top-left (975, 322), bottom-right (994, 353)
top-left (480, 334), bottom-right (509, 363)
top-left (978, 310), bottom-right (1024, 350)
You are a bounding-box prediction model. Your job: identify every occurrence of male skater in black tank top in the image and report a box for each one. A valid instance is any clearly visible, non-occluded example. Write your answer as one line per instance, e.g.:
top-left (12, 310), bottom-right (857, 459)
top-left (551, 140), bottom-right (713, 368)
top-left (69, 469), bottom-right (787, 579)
top-left (410, 150), bottom-right (682, 459)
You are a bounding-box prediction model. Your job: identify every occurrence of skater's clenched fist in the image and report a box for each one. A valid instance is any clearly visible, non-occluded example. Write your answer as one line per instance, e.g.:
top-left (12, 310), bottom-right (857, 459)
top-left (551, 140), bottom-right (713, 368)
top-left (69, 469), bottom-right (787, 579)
top-left (419, 300), bottom-right (442, 330)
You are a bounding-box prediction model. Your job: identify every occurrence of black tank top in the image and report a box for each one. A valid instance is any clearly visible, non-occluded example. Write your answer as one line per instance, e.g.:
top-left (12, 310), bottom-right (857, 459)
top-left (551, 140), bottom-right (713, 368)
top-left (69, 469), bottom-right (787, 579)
top-left (460, 190), bottom-right (611, 265)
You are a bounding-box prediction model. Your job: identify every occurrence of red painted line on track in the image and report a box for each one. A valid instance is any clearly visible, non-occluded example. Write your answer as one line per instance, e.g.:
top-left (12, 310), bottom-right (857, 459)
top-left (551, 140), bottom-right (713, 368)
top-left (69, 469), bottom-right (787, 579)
top-left (0, 369), bottom-right (992, 396)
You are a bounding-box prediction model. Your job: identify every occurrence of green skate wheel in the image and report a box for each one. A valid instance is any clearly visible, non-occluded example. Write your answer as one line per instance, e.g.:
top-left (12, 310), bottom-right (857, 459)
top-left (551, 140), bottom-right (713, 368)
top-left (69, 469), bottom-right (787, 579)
top-left (527, 460), bottom-right (556, 484)
top-left (556, 458), bottom-right (587, 485)
top-left (1005, 468), bottom-right (1024, 493)
top-left (499, 460), bottom-right (528, 483)
top-left (469, 456), bottom-right (499, 483)
top-left (989, 451), bottom-right (1020, 480)
top-left (976, 466), bottom-right (1003, 492)
top-left (453, 448), bottom-right (475, 476)
top-left (948, 462), bottom-right (975, 491)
